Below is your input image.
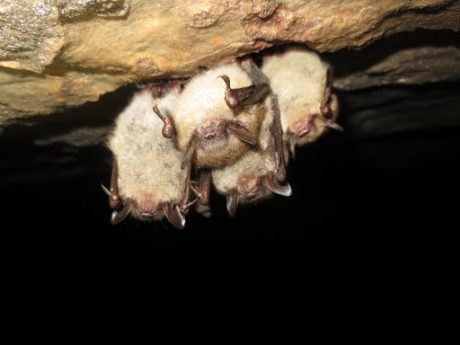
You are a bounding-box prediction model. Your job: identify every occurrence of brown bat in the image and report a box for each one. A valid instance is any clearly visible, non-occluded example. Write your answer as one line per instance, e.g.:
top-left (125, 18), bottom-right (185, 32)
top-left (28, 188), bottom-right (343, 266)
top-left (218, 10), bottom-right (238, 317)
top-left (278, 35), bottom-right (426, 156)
top-left (190, 59), bottom-right (288, 217)
top-left (102, 87), bottom-right (191, 229)
top-left (212, 94), bottom-right (292, 217)
top-left (262, 47), bottom-right (342, 159)
top-left (170, 62), bottom-right (270, 169)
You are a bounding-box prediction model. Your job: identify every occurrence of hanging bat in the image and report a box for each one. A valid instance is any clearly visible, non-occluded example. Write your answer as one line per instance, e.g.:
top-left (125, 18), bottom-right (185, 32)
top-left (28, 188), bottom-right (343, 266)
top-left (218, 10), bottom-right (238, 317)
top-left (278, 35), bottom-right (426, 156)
top-left (170, 62), bottom-right (270, 169)
top-left (262, 47), bottom-right (342, 158)
top-left (191, 58), bottom-right (288, 217)
top-left (212, 94), bottom-right (292, 217)
top-left (102, 86), bottom-right (191, 229)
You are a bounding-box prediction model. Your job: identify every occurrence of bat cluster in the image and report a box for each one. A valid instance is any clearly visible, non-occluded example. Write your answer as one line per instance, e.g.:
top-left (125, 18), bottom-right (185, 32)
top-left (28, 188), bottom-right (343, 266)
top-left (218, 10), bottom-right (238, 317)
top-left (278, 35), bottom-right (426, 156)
top-left (103, 47), bottom-right (342, 229)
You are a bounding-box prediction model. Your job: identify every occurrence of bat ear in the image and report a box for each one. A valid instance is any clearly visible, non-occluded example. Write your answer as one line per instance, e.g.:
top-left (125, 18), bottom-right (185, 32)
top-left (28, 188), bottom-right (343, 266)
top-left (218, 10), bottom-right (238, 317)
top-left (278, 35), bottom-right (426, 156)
top-left (317, 117), bottom-right (344, 132)
top-left (163, 204), bottom-right (186, 230)
top-left (226, 122), bottom-right (257, 145)
top-left (262, 178), bottom-right (292, 197)
top-left (111, 201), bottom-right (133, 225)
top-left (226, 191), bottom-right (239, 217)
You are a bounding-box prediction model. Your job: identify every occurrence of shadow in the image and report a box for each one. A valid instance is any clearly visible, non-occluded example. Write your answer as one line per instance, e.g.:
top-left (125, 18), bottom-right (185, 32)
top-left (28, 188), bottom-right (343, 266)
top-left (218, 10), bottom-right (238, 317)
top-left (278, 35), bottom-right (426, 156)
top-left (0, 84), bottom-right (135, 185)
top-left (323, 29), bottom-right (460, 78)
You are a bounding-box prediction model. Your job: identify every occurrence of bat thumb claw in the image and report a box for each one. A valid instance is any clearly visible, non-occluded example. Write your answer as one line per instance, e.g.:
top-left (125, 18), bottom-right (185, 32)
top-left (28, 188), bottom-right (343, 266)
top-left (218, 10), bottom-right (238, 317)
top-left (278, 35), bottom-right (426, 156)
top-left (101, 183), bottom-right (112, 196)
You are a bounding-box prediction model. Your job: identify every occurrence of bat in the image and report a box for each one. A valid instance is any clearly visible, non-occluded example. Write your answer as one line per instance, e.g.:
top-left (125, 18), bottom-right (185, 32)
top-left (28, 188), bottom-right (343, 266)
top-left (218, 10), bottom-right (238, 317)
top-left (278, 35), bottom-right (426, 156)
top-left (171, 62), bottom-right (270, 169)
top-left (102, 86), bottom-right (191, 229)
top-left (212, 94), bottom-right (292, 217)
top-left (262, 47), bottom-right (342, 158)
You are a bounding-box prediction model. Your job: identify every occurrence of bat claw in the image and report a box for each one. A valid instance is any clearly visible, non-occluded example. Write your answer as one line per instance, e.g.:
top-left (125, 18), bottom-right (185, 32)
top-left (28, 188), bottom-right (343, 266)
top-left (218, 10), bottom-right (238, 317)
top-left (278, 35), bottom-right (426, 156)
top-left (181, 198), bottom-right (198, 214)
top-left (101, 183), bottom-right (121, 209)
top-left (101, 183), bottom-right (112, 197)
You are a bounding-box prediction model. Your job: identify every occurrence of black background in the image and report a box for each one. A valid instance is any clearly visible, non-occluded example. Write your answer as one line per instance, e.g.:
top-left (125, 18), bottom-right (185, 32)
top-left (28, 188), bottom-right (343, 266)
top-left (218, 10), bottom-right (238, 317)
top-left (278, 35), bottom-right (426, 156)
top-left (3, 107), bottom-right (459, 343)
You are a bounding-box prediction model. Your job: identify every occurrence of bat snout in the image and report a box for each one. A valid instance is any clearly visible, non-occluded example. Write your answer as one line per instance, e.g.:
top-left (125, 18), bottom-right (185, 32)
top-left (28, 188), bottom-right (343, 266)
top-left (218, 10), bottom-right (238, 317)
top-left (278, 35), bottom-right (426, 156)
top-left (199, 120), bottom-right (225, 140)
top-left (239, 176), bottom-right (263, 199)
top-left (289, 116), bottom-right (313, 137)
top-left (135, 195), bottom-right (159, 219)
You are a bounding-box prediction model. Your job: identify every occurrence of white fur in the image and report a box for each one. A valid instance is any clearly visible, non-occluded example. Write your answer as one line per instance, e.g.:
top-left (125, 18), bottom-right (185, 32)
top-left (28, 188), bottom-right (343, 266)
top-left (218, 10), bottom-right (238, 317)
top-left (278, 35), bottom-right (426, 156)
top-left (262, 48), bottom-right (338, 144)
top-left (212, 149), bottom-right (276, 195)
top-left (212, 101), bottom-right (277, 197)
top-left (108, 89), bottom-right (187, 211)
top-left (172, 63), bottom-right (265, 168)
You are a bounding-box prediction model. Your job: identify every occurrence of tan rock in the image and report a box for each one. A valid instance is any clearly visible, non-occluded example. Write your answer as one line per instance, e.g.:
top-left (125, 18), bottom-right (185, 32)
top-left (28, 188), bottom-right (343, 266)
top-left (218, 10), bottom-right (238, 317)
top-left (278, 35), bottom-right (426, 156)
top-left (0, 0), bottom-right (459, 123)
top-left (0, 0), bottom-right (64, 73)
top-left (0, 68), bottom-right (126, 121)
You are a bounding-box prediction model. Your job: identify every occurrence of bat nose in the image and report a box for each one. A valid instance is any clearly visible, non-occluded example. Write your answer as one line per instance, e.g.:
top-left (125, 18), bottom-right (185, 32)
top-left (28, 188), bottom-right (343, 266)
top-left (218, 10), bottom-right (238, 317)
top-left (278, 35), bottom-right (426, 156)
top-left (239, 177), bottom-right (262, 198)
top-left (200, 121), bottom-right (224, 140)
top-left (136, 196), bottom-right (159, 218)
top-left (290, 116), bottom-right (313, 137)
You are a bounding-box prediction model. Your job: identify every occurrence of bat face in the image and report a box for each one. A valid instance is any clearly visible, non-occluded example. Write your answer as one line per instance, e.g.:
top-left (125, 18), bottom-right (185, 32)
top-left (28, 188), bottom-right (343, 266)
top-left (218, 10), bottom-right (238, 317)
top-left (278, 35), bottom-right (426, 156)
top-left (262, 48), bottom-right (341, 155)
top-left (212, 149), bottom-right (292, 217)
top-left (104, 88), bottom-right (189, 229)
top-left (288, 93), bottom-right (340, 147)
top-left (125, 194), bottom-right (162, 220)
top-left (172, 63), bottom-right (268, 169)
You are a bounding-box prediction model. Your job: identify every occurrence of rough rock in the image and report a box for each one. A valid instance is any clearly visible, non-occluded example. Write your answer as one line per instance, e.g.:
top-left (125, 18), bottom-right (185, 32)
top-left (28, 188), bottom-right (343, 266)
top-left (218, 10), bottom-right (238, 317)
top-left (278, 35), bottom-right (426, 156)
top-left (56, 0), bottom-right (129, 20)
top-left (0, 68), bottom-right (127, 122)
top-left (1, 0), bottom-right (459, 122)
top-left (335, 46), bottom-right (460, 90)
top-left (0, 0), bottom-right (63, 73)
top-left (333, 30), bottom-right (460, 90)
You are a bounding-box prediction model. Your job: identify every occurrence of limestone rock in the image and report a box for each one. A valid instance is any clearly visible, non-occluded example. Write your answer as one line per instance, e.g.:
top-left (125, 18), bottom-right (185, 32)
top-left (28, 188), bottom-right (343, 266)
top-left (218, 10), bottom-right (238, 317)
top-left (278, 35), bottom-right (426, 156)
top-left (333, 30), bottom-right (460, 90)
top-left (0, 68), bottom-right (126, 122)
top-left (1, 0), bottom-right (460, 123)
top-left (56, 0), bottom-right (129, 20)
top-left (0, 0), bottom-right (64, 73)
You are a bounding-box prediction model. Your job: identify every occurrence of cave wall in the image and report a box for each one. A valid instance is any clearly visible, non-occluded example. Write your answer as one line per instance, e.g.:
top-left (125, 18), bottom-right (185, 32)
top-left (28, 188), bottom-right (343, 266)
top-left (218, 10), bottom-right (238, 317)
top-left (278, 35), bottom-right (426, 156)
top-left (1, 0), bottom-right (460, 123)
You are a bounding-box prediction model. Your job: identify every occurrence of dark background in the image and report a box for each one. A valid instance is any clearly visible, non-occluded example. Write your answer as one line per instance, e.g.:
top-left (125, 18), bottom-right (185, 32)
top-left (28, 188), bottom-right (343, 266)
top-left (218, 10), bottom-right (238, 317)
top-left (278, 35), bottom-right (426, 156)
top-left (2, 55), bottom-right (460, 343)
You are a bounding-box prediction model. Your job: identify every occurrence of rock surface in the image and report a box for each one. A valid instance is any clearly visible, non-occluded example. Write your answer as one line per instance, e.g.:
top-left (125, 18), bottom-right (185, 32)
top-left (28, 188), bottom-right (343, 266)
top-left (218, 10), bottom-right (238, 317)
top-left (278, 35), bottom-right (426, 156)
top-left (332, 30), bottom-right (460, 90)
top-left (1, 0), bottom-right (460, 122)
